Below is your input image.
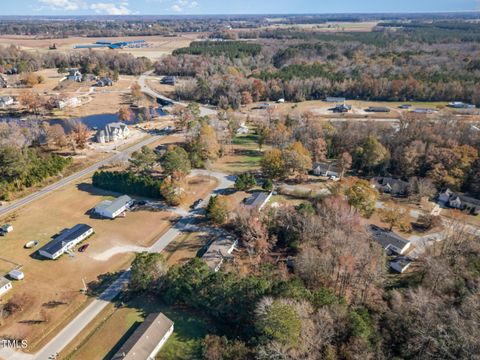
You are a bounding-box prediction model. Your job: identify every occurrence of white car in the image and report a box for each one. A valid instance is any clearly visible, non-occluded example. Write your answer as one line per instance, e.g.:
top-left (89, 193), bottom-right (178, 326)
top-left (328, 175), bottom-right (340, 181)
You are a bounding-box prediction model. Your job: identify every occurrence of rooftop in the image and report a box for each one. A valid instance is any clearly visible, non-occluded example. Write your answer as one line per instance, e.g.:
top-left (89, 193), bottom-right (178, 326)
top-left (202, 237), bottom-right (237, 271)
top-left (245, 191), bottom-right (271, 209)
top-left (95, 195), bottom-right (132, 215)
top-left (112, 313), bottom-right (173, 360)
top-left (38, 224), bottom-right (92, 255)
top-left (368, 225), bottom-right (410, 251)
top-left (0, 276), bottom-right (11, 288)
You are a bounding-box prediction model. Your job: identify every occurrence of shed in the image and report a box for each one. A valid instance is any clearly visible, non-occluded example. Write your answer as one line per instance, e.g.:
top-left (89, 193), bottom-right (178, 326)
top-left (8, 269), bottom-right (24, 280)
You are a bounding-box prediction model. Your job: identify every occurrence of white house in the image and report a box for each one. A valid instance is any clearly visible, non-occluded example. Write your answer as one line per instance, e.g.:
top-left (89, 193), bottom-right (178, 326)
top-left (312, 162), bottom-right (340, 178)
top-left (112, 313), bottom-right (174, 360)
top-left (236, 123), bottom-right (249, 135)
top-left (38, 224), bottom-right (93, 260)
top-left (67, 69), bottom-right (82, 82)
top-left (55, 96), bottom-right (81, 109)
top-left (369, 225), bottom-right (412, 255)
top-left (0, 96), bottom-right (14, 108)
top-left (96, 122), bottom-right (130, 144)
top-left (0, 276), bottom-right (12, 297)
top-left (94, 195), bottom-right (133, 219)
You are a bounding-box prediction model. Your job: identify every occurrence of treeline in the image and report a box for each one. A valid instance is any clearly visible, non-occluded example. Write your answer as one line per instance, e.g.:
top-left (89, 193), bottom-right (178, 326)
top-left (131, 194), bottom-right (480, 359)
top-left (173, 41), bottom-right (262, 58)
top-left (156, 26), bottom-right (480, 107)
top-left (254, 111), bottom-right (480, 196)
top-left (0, 147), bottom-right (71, 200)
top-left (92, 171), bottom-right (162, 198)
top-left (0, 45), bottom-right (151, 75)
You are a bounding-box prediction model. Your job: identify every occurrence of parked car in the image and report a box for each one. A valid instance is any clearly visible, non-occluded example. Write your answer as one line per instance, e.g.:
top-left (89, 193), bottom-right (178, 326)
top-left (78, 244), bottom-right (89, 252)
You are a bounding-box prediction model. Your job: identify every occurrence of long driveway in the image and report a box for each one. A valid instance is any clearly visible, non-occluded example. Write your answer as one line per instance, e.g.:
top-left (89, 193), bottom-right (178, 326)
top-left (0, 135), bottom-right (161, 218)
top-left (0, 170), bottom-right (234, 360)
top-left (138, 71), bottom-right (217, 117)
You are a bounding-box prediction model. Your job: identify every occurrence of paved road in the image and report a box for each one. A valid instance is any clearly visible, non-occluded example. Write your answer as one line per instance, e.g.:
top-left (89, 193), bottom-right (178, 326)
top-left (138, 71), bottom-right (217, 117)
top-left (0, 170), bottom-right (234, 360)
top-left (0, 135), bottom-right (161, 219)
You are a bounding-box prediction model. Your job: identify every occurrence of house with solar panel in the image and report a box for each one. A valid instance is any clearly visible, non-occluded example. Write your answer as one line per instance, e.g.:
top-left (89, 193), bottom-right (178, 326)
top-left (38, 224), bottom-right (94, 260)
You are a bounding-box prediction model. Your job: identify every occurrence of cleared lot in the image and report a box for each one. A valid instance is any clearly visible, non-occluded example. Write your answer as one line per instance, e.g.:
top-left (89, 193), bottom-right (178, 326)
top-left (0, 177), bottom-right (175, 352)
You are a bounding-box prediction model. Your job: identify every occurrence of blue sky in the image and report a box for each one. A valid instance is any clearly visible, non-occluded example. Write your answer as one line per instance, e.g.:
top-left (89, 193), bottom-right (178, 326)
top-left (0, 0), bottom-right (478, 16)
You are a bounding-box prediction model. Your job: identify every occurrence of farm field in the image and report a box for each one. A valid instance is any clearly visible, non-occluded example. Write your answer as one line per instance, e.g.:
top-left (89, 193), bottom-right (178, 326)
top-left (0, 34), bottom-right (199, 61)
top-left (253, 21), bottom-right (378, 32)
top-left (0, 175), bottom-right (176, 351)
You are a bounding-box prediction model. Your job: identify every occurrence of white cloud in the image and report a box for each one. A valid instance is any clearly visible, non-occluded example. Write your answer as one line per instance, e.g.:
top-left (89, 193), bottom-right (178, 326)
top-left (170, 0), bottom-right (199, 12)
top-left (170, 4), bottom-right (182, 12)
top-left (89, 2), bottom-right (133, 15)
top-left (38, 0), bottom-right (83, 10)
top-left (37, 0), bottom-right (133, 14)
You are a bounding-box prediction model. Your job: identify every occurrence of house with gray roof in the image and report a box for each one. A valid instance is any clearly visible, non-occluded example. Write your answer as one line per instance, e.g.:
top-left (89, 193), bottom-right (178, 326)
top-left (373, 177), bottom-right (409, 197)
top-left (38, 224), bottom-right (93, 260)
top-left (202, 236), bottom-right (238, 272)
top-left (94, 195), bottom-right (133, 219)
top-left (244, 191), bottom-right (272, 211)
top-left (438, 189), bottom-right (480, 215)
top-left (112, 312), bottom-right (174, 360)
top-left (96, 122), bottom-right (130, 144)
top-left (368, 225), bottom-right (412, 255)
top-left (67, 69), bottom-right (82, 82)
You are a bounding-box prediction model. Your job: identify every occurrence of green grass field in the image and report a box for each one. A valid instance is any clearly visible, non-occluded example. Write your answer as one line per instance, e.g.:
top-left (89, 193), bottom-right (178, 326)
top-left (213, 132), bottom-right (265, 173)
top-left (65, 294), bottom-right (209, 360)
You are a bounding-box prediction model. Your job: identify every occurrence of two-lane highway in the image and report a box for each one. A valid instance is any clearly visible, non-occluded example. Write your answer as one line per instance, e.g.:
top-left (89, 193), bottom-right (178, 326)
top-left (0, 135), bottom-right (161, 218)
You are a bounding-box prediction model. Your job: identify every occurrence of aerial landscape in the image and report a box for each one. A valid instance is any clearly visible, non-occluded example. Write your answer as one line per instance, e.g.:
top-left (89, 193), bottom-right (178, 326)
top-left (0, 0), bottom-right (479, 359)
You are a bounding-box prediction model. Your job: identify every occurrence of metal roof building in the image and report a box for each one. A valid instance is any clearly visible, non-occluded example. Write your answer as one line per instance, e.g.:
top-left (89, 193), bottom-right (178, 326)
top-left (112, 313), bottom-right (174, 360)
top-left (38, 224), bottom-right (93, 260)
top-left (94, 195), bottom-right (133, 219)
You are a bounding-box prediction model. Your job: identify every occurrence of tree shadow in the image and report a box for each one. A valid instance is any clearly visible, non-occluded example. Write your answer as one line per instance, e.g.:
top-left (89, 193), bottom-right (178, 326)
top-left (76, 182), bottom-right (122, 197)
top-left (103, 320), bottom-right (142, 360)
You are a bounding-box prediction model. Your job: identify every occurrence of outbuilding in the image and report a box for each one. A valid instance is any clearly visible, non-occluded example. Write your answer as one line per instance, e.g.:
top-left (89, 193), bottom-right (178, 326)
top-left (38, 224), bottom-right (94, 260)
top-left (8, 269), bottom-right (24, 280)
top-left (94, 195), bottom-right (133, 219)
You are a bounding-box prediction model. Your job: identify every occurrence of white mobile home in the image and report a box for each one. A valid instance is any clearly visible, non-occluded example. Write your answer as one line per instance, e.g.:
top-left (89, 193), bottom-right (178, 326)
top-left (0, 277), bottom-right (12, 297)
top-left (38, 224), bottom-right (93, 260)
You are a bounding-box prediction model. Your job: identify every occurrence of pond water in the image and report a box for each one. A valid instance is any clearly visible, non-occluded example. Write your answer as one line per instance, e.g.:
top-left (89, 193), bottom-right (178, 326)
top-left (1, 107), bottom-right (168, 131)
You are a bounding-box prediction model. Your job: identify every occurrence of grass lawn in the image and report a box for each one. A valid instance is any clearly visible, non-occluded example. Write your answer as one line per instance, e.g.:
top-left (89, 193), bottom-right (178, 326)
top-left (65, 294), bottom-right (209, 360)
top-left (212, 133), bottom-right (265, 174)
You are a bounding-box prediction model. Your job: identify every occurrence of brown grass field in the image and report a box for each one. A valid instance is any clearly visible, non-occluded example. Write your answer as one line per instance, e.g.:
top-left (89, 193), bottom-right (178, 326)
top-left (0, 176), bottom-right (175, 351)
top-left (0, 34), bottom-right (199, 61)
top-left (0, 133), bottom-right (216, 352)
